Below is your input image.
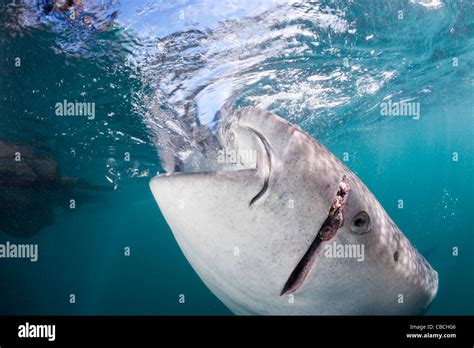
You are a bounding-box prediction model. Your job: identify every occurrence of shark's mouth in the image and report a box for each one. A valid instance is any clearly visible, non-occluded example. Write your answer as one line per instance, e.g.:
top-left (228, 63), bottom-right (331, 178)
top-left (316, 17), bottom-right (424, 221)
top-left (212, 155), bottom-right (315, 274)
top-left (280, 175), bottom-right (350, 296)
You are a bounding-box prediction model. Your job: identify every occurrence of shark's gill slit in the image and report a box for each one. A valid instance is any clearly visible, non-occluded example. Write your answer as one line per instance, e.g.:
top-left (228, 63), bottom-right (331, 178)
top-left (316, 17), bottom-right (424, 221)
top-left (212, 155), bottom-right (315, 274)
top-left (280, 176), bottom-right (350, 296)
top-left (247, 129), bottom-right (272, 206)
top-left (249, 176), bottom-right (269, 206)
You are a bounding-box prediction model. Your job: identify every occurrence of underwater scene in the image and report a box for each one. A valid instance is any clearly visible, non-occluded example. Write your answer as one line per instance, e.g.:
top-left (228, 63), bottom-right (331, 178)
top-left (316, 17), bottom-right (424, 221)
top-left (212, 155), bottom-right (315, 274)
top-left (0, 0), bottom-right (473, 315)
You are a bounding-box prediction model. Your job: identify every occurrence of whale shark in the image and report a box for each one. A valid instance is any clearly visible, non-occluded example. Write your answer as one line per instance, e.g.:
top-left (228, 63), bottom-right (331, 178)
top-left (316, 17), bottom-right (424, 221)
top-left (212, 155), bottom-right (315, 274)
top-left (149, 107), bottom-right (438, 315)
top-left (0, 141), bottom-right (111, 238)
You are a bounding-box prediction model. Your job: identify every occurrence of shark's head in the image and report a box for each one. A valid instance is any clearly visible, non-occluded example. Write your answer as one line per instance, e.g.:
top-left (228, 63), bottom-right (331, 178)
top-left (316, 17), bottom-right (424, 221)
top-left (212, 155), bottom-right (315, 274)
top-left (150, 107), bottom-right (438, 315)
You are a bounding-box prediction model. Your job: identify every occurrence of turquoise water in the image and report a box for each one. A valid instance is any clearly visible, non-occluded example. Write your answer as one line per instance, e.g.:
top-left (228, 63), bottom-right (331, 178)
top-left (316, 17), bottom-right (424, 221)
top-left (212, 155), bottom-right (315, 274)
top-left (0, 0), bottom-right (472, 315)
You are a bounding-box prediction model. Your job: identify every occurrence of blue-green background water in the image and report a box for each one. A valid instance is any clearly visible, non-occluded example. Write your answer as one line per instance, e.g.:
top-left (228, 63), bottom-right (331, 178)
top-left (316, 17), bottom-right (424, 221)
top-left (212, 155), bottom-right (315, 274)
top-left (0, 0), bottom-right (472, 315)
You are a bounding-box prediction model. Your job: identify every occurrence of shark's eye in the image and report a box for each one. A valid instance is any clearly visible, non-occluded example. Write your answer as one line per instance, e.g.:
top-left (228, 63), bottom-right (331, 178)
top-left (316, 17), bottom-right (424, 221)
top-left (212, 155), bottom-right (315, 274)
top-left (350, 211), bottom-right (371, 234)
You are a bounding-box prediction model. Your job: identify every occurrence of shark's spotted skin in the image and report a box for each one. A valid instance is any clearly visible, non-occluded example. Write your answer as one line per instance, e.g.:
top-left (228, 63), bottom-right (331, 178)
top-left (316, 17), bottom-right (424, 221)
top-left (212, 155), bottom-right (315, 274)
top-left (150, 107), bottom-right (438, 315)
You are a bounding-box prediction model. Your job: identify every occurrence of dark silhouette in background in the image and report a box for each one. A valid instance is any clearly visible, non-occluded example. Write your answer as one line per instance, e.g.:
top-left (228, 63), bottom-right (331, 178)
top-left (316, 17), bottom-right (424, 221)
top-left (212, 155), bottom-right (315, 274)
top-left (0, 140), bottom-right (111, 238)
